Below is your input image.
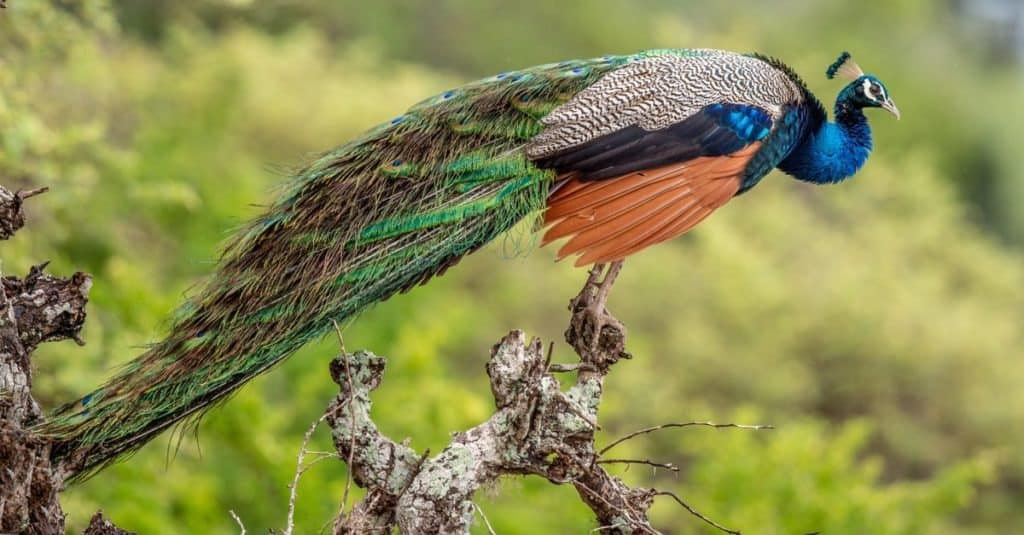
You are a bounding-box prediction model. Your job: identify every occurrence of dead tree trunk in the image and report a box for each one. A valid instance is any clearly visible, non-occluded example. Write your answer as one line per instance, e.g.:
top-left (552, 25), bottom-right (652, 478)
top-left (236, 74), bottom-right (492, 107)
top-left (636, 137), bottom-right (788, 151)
top-left (0, 185), bottom-right (89, 533)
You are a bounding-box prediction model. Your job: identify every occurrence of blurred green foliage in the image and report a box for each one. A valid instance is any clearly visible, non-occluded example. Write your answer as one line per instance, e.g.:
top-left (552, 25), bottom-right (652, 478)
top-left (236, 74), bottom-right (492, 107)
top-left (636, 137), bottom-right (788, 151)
top-left (1, 1), bottom-right (1021, 533)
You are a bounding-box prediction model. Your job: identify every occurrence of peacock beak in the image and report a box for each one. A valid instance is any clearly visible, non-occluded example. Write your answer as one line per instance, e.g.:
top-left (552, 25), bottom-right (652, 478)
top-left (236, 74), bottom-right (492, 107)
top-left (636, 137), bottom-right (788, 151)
top-left (881, 98), bottom-right (900, 120)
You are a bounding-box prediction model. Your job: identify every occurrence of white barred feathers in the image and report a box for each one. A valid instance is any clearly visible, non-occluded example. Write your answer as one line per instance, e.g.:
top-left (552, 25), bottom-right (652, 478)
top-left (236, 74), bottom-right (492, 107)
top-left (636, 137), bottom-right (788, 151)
top-left (526, 50), bottom-right (805, 160)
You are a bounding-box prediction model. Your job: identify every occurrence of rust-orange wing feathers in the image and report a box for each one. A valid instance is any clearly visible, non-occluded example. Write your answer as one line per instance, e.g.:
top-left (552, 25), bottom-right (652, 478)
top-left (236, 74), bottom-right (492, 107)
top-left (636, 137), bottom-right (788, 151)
top-left (542, 142), bottom-right (760, 266)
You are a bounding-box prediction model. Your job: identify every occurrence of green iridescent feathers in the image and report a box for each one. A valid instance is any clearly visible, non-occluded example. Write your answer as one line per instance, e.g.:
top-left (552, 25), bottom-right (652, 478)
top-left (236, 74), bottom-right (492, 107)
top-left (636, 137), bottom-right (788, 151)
top-left (41, 52), bottom-right (665, 478)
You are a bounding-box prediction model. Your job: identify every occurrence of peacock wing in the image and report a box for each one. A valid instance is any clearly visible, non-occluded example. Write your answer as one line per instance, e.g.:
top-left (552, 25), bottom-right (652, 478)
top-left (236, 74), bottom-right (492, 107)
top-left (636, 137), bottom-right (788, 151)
top-left (542, 141), bottom-right (760, 266)
top-left (537, 97), bottom-right (779, 266)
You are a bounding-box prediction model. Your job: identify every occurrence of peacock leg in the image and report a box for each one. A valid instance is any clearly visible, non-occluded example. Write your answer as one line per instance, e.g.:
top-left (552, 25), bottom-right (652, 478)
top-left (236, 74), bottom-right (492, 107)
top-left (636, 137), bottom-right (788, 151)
top-left (568, 260), bottom-right (627, 355)
top-left (593, 260), bottom-right (624, 311)
top-left (590, 260), bottom-right (626, 347)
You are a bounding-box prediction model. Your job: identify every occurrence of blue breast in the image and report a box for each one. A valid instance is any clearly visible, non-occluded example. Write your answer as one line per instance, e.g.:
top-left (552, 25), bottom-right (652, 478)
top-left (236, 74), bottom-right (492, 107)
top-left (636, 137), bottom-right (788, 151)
top-left (776, 105), bottom-right (872, 184)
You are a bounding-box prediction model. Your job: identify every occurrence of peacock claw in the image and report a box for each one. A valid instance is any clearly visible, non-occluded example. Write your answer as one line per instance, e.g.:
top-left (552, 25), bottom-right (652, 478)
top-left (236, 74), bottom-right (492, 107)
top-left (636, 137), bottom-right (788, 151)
top-left (566, 261), bottom-right (628, 366)
top-left (581, 304), bottom-right (624, 351)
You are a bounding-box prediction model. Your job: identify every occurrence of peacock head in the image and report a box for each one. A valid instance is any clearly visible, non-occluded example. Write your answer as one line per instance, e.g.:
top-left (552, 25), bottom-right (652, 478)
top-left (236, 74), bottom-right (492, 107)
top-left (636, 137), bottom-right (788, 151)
top-left (826, 52), bottom-right (900, 120)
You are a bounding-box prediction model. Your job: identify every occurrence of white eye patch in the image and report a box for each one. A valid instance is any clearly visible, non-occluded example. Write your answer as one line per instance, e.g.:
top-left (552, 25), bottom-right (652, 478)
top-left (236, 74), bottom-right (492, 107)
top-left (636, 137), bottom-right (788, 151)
top-left (861, 78), bottom-right (886, 103)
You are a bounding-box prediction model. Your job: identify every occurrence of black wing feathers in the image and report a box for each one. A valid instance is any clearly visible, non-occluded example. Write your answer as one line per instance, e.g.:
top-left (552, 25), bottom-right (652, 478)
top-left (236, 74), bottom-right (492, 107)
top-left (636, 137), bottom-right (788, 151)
top-left (535, 104), bottom-right (773, 181)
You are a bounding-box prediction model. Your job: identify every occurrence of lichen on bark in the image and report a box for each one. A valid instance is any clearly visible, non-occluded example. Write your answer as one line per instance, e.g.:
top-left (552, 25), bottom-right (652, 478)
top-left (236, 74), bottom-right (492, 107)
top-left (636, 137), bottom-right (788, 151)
top-left (326, 264), bottom-right (674, 534)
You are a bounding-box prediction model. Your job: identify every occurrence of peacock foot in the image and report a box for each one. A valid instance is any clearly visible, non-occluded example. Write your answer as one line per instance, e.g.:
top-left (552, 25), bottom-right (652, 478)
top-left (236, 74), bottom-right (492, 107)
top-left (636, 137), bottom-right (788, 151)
top-left (566, 261), bottom-right (630, 369)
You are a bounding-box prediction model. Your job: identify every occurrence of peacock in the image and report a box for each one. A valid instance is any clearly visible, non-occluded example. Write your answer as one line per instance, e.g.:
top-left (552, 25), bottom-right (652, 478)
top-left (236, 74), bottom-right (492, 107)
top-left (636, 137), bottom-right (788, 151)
top-left (42, 49), bottom-right (898, 479)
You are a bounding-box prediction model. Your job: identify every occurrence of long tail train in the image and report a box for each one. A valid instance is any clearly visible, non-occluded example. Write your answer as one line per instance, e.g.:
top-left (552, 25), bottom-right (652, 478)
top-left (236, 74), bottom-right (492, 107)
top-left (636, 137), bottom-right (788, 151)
top-left (37, 69), bottom-right (577, 477)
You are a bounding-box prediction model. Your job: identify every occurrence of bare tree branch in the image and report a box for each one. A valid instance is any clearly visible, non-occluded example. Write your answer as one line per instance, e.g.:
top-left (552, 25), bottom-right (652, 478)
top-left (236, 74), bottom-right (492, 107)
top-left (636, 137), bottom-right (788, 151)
top-left (596, 459), bottom-right (680, 474)
top-left (319, 262), bottom-right (742, 534)
top-left (0, 186), bottom-right (47, 240)
top-left (600, 421), bottom-right (774, 456)
top-left (655, 491), bottom-right (741, 535)
top-left (0, 183), bottom-right (93, 533)
top-left (284, 415), bottom-right (328, 535)
top-left (330, 320), bottom-right (358, 520)
top-left (472, 502), bottom-right (497, 535)
top-left (229, 510), bottom-right (246, 535)
top-left (325, 350), bottom-right (422, 533)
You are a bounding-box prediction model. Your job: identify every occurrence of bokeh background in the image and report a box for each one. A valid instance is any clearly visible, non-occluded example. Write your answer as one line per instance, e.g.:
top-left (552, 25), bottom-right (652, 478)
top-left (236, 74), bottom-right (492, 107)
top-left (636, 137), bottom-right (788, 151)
top-left (2, 1), bottom-right (1023, 533)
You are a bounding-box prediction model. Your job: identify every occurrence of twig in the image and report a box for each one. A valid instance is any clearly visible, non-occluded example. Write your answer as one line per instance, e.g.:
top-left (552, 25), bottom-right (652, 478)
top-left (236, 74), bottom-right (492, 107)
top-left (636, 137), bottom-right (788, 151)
top-left (17, 186), bottom-right (48, 200)
top-left (284, 414), bottom-right (327, 535)
top-left (229, 510), bottom-right (247, 535)
top-left (330, 318), bottom-right (349, 357)
top-left (330, 319), bottom-right (357, 519)
top-left (562, 460), bottom-right (658, 535)
top-left (596, 458), bottom-right (679, 473)
top-left (655, 490), bottom-right (740, 535)
top-left (302, 453), bottom-right (339, 470)
top-left (572, 479), bottom-right (659, 535)
top-left (473, 502), bottom-right (497, 535)
top-left (600, 421), bottom-right (773, 455)
top-left (548, 362), bottom-right (597, 373)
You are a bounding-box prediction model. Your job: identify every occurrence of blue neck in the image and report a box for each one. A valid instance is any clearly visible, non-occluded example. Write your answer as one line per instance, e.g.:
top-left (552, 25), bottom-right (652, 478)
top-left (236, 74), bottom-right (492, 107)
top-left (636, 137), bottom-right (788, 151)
top-left (778, 100), bottom-right (872, 184)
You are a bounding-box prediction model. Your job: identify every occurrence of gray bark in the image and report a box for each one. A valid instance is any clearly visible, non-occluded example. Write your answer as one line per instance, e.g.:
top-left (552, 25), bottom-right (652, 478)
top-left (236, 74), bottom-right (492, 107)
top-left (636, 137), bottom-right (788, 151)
top-left (328, 265), bottom-right (670, 534)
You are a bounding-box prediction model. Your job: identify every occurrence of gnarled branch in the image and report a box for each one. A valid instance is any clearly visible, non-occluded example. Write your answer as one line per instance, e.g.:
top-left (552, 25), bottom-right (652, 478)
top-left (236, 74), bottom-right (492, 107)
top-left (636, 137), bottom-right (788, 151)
top-left (0, 184), bottom-right (94, 533)
top-left (320, 263), bottom-right (743, 534)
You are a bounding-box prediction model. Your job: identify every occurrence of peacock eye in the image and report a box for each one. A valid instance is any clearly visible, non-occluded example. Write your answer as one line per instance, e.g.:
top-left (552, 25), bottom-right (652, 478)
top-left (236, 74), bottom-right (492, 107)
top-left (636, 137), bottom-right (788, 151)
top-left (870, 84), bottom-right (882, 96)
